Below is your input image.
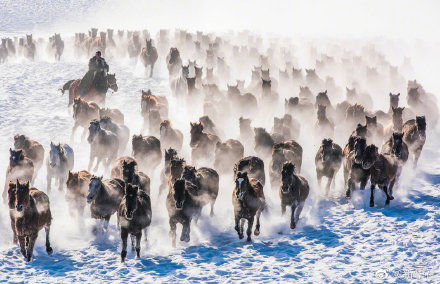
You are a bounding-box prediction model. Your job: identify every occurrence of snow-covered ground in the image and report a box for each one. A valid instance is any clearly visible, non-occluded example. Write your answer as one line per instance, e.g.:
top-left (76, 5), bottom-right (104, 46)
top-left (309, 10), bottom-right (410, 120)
top-left (1, 0), bottom-right (440, 282)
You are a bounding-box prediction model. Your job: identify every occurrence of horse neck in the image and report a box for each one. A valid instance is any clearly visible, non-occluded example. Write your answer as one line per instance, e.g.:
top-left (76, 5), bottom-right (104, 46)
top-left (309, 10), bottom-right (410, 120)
top-left (393, 117), bottom-right (403, 130)
top-left (95, 183), bottom-right (110, 202)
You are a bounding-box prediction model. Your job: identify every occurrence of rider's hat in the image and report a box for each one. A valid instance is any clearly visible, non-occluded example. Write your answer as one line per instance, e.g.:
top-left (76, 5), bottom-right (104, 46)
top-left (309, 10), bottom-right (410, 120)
top-left (95, 51), bottom-right (102, 56)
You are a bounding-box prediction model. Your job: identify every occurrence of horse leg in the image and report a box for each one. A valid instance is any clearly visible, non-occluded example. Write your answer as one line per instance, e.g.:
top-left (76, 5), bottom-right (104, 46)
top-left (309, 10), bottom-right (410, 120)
top-left (93, 156), bottom-right (103, 172)
top-left (389, 178), bottom-right (396, 200)
top-left (246, 217), bottom-right (254, 242)
top-left (209, 199), bottom-right (215, 217)
top-left (325, 172), bottom-right (334, 196)
top-left (317, 172), bottom-right (322, 188)
top-left (10, 217), bottom-right (17, 244)
top-left (345, 178), bottom-right (353, 199)
top-left (180, 217), bottom-right (191, 243)
top-left (71, 121), bottom-right (79, 143)
top-left (254, 209), bottom-right (261, 236)
top-left (88, 151), bottom-right (95, 171)
top-left (103, 216), bottom-right (110, 232)
top-left (58, 176), bottom-right (65, 192)
top-left (370, 183), bottom-right (375, 207)
top-left (290, 200), bottom-right (298, 229)
top-left (135, 233), bottom-right (142, 257)
top-left (143, 227), bottom-right (149, 245)
top-left (281, 202), bottom-right (287, 216)
top-left (81, 127), bottom-right (87, 142)
top-left (45, 225), bottom-right (53, 254)
top-left (293, 201), bottom-right (305, 227)
top-left (169, 218), bottom-right (177, 247)
top-left (240, 218), bottom-right (245, 240)
top-left (150, 63), bottom-right (154, 78)
top-left (234, 216), bottom-right (242, 239)
top-left (18, 236), bottom-right (26, 257)
top-left (130, 234), bottom-right (136, 251)
top-left (120, 228), bottom-right (128, 262)
top-left (46, 172), bottom-right (52, 194)
top-left (383, 185), bottom-right (391, 205)
top-left (25, 233), bottom-right (38, 262)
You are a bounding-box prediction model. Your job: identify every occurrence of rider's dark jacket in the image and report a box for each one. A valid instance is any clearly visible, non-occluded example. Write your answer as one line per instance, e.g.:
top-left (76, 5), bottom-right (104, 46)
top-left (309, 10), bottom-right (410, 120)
top-left (78, 56), bottom-right (109, 93)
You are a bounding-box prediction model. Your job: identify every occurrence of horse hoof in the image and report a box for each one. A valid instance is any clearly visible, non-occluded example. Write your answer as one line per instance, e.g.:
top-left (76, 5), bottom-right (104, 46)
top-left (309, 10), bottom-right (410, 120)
top-left (369, 202), bottom-right (374, 207)
top-left (246, 236), bottom-right (252, 242)
top-left (46, 246), bottom-right (53, 255)
top-left (136, 248), bottom-right (140, 258)
top-left (290, 222), bottom-right (296, 229)
top-left (385, 200), bottom-right (390, 205)
top-left (254, 230), bottom-right (260, 236)
top-left (238, 233), bottom-right (244, 240)
top-left (121, 250), bottom-right (127, 262)
top-left (390, 196), bottom-right (394, 200)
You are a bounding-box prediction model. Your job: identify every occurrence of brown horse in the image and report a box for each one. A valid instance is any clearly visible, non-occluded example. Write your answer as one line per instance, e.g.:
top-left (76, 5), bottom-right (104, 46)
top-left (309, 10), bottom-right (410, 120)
top-left (270, 141), bottom-right (303, 190)
top-left (140, 39), bottom-right (158, 77)
top-left (3, 149), bottom-right (34, 202)
top-left (71, 97), bottom-right (100, 142)
top-left (66, 170), bottom-right (91, 219)
top-left (403, 116), bottom-right (426, 167)
top-left (14, 134), bottom-right (44, 179)
top-left (214, 139), bottom-right (244, 174)
top-left (13, 180), bottom-right (53, 261)
top-left (190, 122), bottom-right (220, 165)
top-left (160, 120), bottom-right (183, 151)
top-left (62, 73), bottom-right (118, 107)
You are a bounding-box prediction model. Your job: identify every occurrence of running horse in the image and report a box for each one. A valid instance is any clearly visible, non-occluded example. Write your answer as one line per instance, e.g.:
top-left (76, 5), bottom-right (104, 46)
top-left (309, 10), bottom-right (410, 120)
top-left (61, 73), bottom-right (118, 107)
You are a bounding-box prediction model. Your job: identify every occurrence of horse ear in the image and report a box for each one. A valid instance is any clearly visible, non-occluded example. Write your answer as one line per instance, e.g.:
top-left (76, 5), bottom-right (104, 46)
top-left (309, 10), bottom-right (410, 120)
top-left (397, 93), bottom-right (400, 96)
top-left (50, 142), bottom-right (54, 147)
top-left (25, 181), bottom-right (30, 189)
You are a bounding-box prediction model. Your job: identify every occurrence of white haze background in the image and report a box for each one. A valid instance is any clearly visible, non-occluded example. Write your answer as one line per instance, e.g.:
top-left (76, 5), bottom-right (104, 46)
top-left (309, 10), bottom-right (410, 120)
top-left (0, 0), bottom-right (439, 282)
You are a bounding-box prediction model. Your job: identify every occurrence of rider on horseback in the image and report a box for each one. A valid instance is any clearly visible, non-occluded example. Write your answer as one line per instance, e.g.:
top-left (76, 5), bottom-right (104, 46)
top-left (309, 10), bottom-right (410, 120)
top-left (78, 51), bottom-right (109, 97)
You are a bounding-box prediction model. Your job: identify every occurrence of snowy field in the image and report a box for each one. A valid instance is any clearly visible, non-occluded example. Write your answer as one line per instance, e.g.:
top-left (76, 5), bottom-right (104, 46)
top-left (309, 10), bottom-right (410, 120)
top-left (1, 0), bottom-right (440, 282)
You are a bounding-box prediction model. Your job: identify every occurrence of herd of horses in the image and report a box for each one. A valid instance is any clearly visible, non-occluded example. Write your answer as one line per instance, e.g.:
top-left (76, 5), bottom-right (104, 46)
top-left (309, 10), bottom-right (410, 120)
top-left (3, 28), bottom-right (433, 263)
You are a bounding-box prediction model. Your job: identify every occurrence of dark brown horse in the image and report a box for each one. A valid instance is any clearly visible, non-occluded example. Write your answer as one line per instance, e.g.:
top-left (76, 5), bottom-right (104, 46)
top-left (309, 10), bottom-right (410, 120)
top-left (166, 179), bottom-right (201, 246)
top-left (315, 139), bottom-right (343, 196)
top-left (132, 134), bottom-right (162, 175)
top-left (280, 162), bottom-right (309, 229)
top-left (159, 148), bottom-right (179, 195)
top-left (181, 166), bottom-right (219, 217)
top-left (344, 137), bottom-right (369, 199)
top-left (66, 170), bottom-right (91, 219)
top-left (362, 145), bottom-right (398, 207)
top-left (117, 183), bottom-right (152, 262)
top-left (233, 171), bottom-right (266, 242)
top-left (87, 176), bottom-right (125, 234)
